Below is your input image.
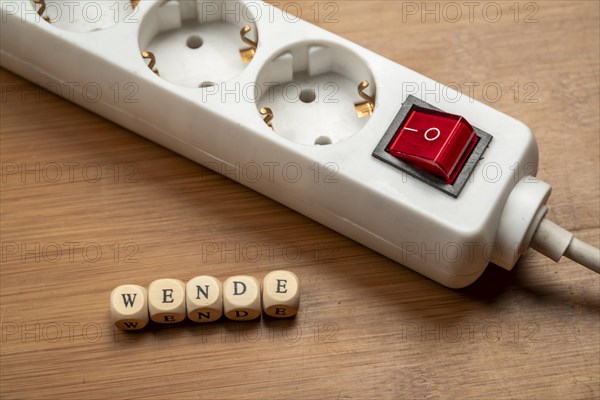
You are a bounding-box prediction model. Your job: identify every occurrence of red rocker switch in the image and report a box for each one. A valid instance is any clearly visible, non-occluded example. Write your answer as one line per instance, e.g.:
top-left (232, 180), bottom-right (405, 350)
top-left (386, 106), bottom-right (479, 184)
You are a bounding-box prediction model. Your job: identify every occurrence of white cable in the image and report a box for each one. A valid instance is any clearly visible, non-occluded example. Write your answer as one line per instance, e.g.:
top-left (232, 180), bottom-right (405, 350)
top-left (564, 238), bottom-right (600, 273)
top-left (530, 218), bottom-right (600, 274)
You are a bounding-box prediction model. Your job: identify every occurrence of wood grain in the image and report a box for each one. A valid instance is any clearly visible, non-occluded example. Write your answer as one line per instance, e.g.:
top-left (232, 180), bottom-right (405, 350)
top-left (1, 1), bottom-right (599, 399)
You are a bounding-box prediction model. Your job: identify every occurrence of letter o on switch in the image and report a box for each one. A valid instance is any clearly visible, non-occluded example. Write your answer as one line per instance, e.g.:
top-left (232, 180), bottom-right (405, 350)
top-left (223, 275), bottom-right (261, 321)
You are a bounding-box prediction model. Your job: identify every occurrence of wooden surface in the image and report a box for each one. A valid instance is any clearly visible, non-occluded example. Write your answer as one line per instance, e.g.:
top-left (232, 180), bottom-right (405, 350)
top-left (1, 1), bottom-right (599, 398)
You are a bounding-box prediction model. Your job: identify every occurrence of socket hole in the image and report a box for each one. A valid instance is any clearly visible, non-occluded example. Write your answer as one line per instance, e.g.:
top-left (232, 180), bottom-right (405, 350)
top-left (186, 35), bottom-right (203, 49)
top-left (255, 41), bottom-right (375, 145)
top-left (314, 136), bottom-right (332, 145)
top-left (199, 81), bottom-right (215, 88)
top-left (139, 1), bottom-right (258, 88)
top-left (299, 88), bottom-right (316, 103)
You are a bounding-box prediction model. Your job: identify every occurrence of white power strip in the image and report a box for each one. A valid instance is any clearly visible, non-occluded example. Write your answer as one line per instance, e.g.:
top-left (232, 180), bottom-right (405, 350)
top-left (1, 0), bottom-right (598, 288)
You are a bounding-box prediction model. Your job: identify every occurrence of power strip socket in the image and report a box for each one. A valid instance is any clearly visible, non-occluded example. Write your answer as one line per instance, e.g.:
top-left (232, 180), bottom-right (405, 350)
top-left (1, 0), bottom-right (558, 288)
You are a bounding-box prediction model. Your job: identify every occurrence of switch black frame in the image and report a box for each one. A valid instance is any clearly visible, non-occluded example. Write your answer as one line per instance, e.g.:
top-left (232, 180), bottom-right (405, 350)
top-left (372, 95), bottom-right (493, 198)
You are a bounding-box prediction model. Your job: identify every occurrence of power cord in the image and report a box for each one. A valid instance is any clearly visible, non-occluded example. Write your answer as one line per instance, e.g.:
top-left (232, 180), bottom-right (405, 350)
top-left (530, 218), bottom-right (600, 273)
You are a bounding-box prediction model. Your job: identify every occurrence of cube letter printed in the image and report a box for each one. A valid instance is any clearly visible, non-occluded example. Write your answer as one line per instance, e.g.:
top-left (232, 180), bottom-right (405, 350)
top-left (110, 284), bottom-right (149, 330)
top-left (262, 270), bottom-right (300, 318)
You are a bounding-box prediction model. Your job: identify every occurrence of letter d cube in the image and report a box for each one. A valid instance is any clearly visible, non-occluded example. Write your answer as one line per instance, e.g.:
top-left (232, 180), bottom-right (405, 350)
top-left (223, 276), bottom-right (261, 321)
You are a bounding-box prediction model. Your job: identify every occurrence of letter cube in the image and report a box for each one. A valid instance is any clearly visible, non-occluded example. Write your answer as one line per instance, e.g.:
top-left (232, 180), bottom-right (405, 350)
top-left (110, 284), bottom-right (149, 330)
top-left (186, 275), bottom-right (223, 323)
top-left (223, 275), bottom-right (261, 321)
top-left (262, 270), bottom-right (300, 318)
top-left (148, 278), bottom-right (186, 323)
